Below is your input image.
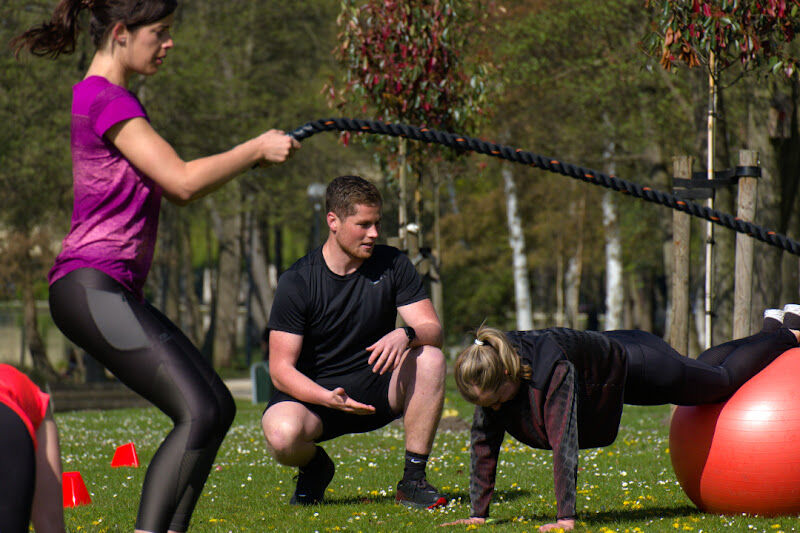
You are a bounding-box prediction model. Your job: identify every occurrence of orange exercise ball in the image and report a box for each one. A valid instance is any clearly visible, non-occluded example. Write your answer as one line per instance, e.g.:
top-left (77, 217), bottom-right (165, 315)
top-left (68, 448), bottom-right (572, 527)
top-left (669, 347), bottom-right (800, 515)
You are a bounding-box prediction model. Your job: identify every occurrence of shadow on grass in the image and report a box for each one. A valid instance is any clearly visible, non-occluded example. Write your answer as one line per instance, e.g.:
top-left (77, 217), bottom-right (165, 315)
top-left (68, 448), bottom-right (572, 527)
top-left (325, 494), bottom-right (397, 505)
top-left (431, 505), bottom-right (702, 528)
top-left (323, 488), bottom-right (533, 507)
top-left (579, 504), bottom-right (700, 522)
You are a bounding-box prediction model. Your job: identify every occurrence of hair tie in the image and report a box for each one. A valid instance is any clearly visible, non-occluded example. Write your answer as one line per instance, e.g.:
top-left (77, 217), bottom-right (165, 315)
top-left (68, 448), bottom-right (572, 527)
top-left (473, 338), bottom-right (484, 346)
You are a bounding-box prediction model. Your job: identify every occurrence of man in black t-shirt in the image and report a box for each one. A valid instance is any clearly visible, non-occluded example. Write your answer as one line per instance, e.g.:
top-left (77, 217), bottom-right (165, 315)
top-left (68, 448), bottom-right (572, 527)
top-left (261, 175), bottom-right (447, 510)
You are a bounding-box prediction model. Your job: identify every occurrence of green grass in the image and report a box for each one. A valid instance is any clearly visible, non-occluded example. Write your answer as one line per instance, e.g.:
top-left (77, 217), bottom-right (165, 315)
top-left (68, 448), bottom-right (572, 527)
top-left (56, 382), bottom-right (800, 533)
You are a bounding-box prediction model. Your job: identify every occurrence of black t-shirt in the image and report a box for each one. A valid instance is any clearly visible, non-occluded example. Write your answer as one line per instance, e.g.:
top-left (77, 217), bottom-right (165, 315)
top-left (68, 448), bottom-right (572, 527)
top-left (268, 245), bottom-right (428, 379)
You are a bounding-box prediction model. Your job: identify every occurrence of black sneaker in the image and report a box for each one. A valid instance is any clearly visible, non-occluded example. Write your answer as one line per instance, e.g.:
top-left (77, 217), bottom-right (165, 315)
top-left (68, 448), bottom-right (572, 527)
top-left (290, 449), bottom-right (335, 505)
top-left (395, 478), bottom-right (447, 509)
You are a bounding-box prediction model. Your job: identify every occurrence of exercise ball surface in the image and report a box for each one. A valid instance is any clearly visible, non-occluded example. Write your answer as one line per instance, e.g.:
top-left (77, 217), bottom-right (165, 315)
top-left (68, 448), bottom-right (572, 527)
top-left (670, 347), bottom-right (800, 515)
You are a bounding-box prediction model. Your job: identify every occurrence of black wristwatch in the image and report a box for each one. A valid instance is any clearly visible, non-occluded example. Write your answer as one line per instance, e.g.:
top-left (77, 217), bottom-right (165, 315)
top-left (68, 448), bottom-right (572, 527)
top-left (402, 326), bottom-right (416, 345)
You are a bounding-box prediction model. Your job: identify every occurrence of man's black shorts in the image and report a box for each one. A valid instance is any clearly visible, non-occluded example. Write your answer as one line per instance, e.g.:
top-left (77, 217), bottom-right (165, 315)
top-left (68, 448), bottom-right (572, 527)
top-left (264, 365), bottom-right (402, 442)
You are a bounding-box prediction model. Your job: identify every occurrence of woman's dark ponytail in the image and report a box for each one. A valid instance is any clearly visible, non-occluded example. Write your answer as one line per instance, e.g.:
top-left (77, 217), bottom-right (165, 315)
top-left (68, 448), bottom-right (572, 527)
top-left (10, 0), bottom-right (86, 59)
top-left (11, 0), bottom-right (177, 60)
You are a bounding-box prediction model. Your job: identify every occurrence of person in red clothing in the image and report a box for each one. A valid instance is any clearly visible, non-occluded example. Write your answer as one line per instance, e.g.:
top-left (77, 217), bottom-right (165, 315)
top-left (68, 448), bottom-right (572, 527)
top-left (0, 364), bottom-right (64, 533)
top-left (442, 321), bottom-right (800, 532)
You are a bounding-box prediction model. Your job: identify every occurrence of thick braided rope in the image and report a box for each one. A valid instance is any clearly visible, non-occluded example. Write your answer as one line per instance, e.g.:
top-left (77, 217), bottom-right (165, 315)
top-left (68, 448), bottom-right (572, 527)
top-left (290, 118), bottom-right (800, 256)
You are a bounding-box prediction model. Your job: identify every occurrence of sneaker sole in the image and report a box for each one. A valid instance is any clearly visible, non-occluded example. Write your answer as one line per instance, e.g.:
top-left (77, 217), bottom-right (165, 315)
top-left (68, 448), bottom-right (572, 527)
top-left (395, 494), bottom-right (448, 509)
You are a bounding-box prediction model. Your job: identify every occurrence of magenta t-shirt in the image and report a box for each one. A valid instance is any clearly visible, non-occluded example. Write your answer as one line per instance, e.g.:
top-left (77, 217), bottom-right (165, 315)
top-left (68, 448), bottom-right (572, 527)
top-left (48, 76), bottom-right (162, 300)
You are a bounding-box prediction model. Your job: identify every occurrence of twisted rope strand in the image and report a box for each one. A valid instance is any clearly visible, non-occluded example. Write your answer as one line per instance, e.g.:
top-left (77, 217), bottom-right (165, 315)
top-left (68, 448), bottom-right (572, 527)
top-left (289, 118), bottom-right (800, 256)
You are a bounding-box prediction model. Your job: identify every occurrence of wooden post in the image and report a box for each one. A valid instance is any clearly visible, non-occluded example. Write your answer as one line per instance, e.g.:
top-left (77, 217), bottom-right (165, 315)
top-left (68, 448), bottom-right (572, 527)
top-left (671, 156), bottom-right (693, 357)
top-left (733, 150), bottom-right (759, 338)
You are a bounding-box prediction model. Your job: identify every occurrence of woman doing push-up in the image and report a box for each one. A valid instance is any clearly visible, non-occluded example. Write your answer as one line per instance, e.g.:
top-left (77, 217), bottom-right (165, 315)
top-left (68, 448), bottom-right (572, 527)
top-left (442, 316), bottom-right (800, 532)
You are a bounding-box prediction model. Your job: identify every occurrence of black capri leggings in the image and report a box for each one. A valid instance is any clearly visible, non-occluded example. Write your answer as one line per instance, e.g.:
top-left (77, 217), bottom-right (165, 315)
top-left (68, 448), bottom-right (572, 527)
top-left (0, 403), bottom-right (35, 533)
top-left (608, 328), bottom-right (798, 405)
top-left (49, 268), bottom-right (236, 532)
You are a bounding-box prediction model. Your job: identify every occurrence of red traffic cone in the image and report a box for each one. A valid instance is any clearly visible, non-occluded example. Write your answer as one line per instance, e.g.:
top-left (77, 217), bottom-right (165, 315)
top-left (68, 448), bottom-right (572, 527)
top-left (62, 471), bottom-right (92, 507)
top-left (111, 442), bottom-right (139, 468)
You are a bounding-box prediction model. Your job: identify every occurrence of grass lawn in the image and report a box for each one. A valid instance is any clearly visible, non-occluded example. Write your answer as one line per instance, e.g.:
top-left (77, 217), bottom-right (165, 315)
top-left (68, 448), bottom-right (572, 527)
top-left (57, 379), bottom-right (800, 533)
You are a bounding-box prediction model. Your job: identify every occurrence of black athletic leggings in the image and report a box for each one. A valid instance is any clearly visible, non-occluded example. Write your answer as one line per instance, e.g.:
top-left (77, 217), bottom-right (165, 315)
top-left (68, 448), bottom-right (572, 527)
top-left (607, 328), bottom-right (798, 405)
top-left (49, 268), bottom-right (236, 532)
top-left (0, 403), bottom-right (35, 533)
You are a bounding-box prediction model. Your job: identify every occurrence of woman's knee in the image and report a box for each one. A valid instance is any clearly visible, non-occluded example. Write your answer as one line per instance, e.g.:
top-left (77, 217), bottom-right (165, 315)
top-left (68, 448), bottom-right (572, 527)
top-left (185, 390), bottom-right (236, 448)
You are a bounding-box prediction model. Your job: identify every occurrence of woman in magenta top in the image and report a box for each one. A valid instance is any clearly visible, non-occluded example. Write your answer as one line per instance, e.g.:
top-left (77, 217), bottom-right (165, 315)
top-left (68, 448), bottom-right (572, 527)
top-left (12, 1), bottom-right (299, 531)
top-left (0, 364), bottom-right (64, 533)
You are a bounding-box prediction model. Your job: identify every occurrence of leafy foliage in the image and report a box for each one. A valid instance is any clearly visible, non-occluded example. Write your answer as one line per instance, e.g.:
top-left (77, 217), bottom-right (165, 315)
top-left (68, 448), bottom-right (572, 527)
top-left (330, 0), bottom-right (493, 131)
top-left (645, 0), bottom-right (800, 75)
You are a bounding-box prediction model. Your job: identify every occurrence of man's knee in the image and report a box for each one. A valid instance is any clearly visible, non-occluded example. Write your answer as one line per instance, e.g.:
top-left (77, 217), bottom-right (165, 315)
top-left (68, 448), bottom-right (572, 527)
top-left (415, 345), bottom-right (446, 383)
top-left (262, 415), bottom-right (299, 453)
top-left (261, 406), bottom-right (317, 462)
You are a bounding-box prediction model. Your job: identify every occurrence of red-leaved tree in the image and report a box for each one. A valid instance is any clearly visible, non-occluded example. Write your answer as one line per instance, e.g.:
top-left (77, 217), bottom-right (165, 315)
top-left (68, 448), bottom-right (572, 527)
top-left (328, 0), bottom-right (495, 321)
top-left (646, 0), bottom-right (800, 75)
top-left (328, 0), bottom-right (493, 234)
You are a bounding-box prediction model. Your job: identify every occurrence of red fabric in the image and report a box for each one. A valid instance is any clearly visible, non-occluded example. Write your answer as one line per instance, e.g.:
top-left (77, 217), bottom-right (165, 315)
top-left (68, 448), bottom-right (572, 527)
top-left (0, 364), bottom-right (50, 449)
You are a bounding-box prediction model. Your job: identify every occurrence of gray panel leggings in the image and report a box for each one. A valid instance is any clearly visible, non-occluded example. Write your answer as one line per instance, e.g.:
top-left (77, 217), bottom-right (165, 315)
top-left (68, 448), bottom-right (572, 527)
top-left (49, 268), bottom-right (235, 532)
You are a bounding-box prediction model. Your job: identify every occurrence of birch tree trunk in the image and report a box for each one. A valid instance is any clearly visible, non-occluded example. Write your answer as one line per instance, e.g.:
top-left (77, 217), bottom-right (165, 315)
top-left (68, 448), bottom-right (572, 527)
top-left (602, 142), bottom-right (623, 331)
top-left (502, 167), bottom-right (533, 330)
top-left (565, 192), bottom-right (586, 329)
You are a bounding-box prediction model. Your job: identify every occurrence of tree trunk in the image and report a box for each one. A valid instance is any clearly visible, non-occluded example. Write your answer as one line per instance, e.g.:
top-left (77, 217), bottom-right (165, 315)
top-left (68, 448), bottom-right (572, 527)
top-left (431, 167), bottom-right (444, 327)
top-left (210, 188), bottom-right (243, 369)
top-left (180, 215), bottom-right (204, 345)
top-left (249, 217), bottom-right (275, 331)
top-left (629, 272), bottom-right (654, 333)
top-left (602, 143), bottom-right (623, 331)
top-left (565, 193), bottom-right (586, 329)
top-left (732, 150), bottom-right (759, 338)
top-left (555, 253), bottom-right (565, 326)
top-left (602, 190), bottom-right (623, 331)
top-left (22, 274), bottom-right (57, 380)
top-left (502, 166), bottom-right (533, 330)
top-left (670, 156), bottom-right (693, 356)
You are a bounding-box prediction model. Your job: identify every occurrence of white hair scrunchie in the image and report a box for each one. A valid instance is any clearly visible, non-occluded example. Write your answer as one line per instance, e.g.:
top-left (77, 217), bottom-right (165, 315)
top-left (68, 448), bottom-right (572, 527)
top-left (473, 338), bottom-right (485, 346)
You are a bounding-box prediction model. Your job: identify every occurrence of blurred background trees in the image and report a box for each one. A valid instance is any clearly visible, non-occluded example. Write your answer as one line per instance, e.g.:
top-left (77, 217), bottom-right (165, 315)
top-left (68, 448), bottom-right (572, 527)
top-left (3, 0), bottom-right (800, 376)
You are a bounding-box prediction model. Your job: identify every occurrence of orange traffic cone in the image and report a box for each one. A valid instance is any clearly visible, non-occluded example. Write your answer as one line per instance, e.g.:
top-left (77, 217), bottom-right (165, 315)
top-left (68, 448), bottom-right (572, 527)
top-left (62, 471), bottom-right (91, 507)
top-left (111, 442), bottom-right (139, 468)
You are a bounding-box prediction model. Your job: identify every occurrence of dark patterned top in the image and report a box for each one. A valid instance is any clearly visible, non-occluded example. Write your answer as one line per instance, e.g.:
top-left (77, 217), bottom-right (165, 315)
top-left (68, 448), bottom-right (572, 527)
top-left (468, 328), bottom-right (628, 520)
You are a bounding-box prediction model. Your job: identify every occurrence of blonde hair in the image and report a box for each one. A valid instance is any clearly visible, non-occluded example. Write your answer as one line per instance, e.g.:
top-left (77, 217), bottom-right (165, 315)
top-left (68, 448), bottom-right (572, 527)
top-left (454, 325), bottom-right (532, 403)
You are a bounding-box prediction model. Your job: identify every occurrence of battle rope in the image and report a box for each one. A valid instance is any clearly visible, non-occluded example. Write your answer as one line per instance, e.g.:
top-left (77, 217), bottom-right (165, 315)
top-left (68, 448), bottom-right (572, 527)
top-left (289, 118), bottom-right (800, 257)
